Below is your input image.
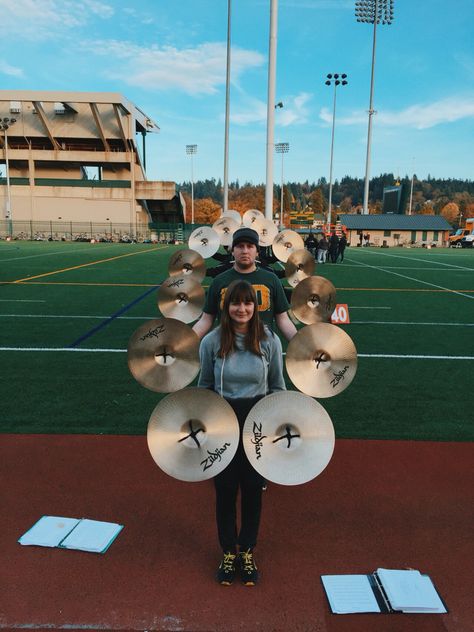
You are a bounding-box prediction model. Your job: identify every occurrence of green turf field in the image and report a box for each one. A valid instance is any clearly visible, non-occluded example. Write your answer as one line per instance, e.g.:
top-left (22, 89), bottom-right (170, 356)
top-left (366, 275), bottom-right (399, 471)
top-left (1, 240), bottom-right (473, 441)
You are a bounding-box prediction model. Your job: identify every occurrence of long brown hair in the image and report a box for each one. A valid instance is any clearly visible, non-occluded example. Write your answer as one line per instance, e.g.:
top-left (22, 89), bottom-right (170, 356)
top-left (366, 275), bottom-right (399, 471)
top-left (219, 280), bottom-right (266, 357)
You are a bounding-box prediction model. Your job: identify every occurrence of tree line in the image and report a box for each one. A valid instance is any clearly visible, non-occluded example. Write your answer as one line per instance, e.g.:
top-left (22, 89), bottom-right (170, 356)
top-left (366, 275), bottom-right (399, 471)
top-left (178, 174), bottom-right (474, 227)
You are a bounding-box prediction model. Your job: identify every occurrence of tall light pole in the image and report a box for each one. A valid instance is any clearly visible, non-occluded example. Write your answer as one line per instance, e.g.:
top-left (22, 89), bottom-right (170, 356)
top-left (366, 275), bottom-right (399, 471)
top-left (223, 0), bottom-right (231, 214)
top-left (185, 144), bottom-right (197, 225)
top-left (325, 74), bottom-right (348, 227)
top-left (275, 142), bottom-right (289, 227)
top-left (355, 0), bottom-right (394, 214)
top-left (1, 117), bottom-right (17, 237)
top-left (265, 0), bottom-right (278, 221)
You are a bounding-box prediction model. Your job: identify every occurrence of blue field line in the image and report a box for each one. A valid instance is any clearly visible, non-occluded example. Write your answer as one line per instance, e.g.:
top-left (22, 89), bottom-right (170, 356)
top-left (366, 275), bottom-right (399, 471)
top-left (67, 284), bottom-right (160, 348)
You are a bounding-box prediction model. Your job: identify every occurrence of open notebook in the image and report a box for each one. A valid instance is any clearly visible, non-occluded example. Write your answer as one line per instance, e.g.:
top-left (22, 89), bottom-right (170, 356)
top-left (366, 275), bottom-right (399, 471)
top-left (321, 568), bottom-right (447, 615)
top-left (18, 516), bottom-right (123, 554)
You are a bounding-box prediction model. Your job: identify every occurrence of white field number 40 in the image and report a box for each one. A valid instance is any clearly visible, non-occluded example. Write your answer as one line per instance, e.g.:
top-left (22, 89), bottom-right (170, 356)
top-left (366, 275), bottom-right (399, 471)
top-left (331, 304), bottom-right (350, 324)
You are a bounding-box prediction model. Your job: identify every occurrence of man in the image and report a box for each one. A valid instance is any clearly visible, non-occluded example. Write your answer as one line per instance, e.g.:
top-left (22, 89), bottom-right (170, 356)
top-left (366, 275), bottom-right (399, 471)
top-left (316, 234), bottom-right (328, 264)
top-left (305, 232), bottom-right (317, 256)
top-left (328, 231), bottom-right (339, 263)
top-left (337, 234), bottom-right (347, 262)
top-left (193, 227), bottom-right (297, 341)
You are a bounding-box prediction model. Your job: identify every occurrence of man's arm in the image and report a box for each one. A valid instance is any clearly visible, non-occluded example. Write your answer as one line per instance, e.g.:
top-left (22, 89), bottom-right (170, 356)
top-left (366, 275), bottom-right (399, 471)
top-left (275, 311), bottom-right (297, 341)
top-left (192, 312), bottom-right (215, 339)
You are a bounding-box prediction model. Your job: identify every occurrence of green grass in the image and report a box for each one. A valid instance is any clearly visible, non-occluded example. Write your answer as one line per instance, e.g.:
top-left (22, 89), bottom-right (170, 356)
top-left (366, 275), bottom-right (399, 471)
top-left (1, 241), bottom-right (473, 440)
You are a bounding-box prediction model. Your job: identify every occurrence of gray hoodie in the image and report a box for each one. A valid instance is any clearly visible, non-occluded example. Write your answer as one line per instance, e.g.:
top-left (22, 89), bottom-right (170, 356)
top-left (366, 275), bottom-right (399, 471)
top-left (198, 326), bottom-right (286, 399)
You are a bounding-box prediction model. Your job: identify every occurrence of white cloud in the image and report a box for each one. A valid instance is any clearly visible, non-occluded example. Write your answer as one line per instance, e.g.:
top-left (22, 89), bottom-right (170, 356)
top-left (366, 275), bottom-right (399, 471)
top-left (232, 92), bottom-right (312, 126)
top-left (80, 40), bottom-right (265, 95)
top-left (319, 97), bottom-right (474, 129)
top-left (0, 0), bottom-right (113, 39)
top-left (83, 0), bottom-right (114, 19)
top-left (0, 60), bottom-right (24, 78)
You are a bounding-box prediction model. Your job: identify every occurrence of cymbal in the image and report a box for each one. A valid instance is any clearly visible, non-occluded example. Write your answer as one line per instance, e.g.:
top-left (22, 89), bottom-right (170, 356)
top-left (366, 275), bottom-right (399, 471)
top-left (157, 276), bottom-right (205, 323)
top-left (212, 216), bottom-right (240, 247)
top-left (147, 388), bottom-right (240, 482)
top-left (285, 322), bottom-right (357, 398)
top-left (251, 217), bottom-right (279, 247)
top-left (127, 318), bottom-right (200, 392)
top-left (221, 209), bottom-right (242, 226)
top-left (290, 276), bottom-right (337, 324)
top-left (242, 391), bottom-right (335, 486)
top-left (272, 229), bottom-right (305, 262)
top-left (168, 248), bottom-right (206, 282)
top-left (188, 226), bottom-right (221, 258)
top-left (242, 208), bottom-right (264, 227)
top-left (284, 249), bottom-right (315, 287)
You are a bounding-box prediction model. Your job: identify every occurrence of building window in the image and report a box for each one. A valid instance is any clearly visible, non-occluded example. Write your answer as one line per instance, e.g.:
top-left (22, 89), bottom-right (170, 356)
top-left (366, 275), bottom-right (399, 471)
top-left (433, 231), bottom-right (439, 241)
top-left (411, 231), bottom-right (417, 242)
top-left (422, 231), bottom-right (428, 241)
top-left (384, 230), bottom-right (391, 237)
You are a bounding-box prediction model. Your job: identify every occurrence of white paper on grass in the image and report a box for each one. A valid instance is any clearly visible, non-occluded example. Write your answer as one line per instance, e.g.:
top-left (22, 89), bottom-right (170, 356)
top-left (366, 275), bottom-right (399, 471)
top-left (321, 574), bottom-right (381, 614)
top-left (60, 519), bottom-right (123, 553)
top-left (18, 516), bottom-right (80, 547)
top-left (377, 569), bottom-right (447, 613)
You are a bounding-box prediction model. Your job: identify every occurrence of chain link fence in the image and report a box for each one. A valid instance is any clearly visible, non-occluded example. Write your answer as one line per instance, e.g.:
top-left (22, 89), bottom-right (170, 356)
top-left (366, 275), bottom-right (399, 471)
top-left (0, 220), bottom-right (206, 244)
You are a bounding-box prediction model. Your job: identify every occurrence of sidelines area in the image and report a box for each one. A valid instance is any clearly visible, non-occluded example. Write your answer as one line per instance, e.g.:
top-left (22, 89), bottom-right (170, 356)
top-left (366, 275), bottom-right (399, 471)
top-left (0, 242), bottom-right (473, 440)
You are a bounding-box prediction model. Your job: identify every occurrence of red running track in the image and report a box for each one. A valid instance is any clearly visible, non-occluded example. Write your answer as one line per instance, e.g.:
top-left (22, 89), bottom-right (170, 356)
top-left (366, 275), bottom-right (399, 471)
top-left (1, 435), bottom-right (473, 632)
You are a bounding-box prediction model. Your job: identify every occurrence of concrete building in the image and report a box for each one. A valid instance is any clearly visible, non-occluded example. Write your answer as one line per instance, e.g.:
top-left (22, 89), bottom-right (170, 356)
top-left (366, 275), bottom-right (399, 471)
top-left (338, 214), bottom-right (452, 247)
top-left (0, 90), bottom-right (183, 237)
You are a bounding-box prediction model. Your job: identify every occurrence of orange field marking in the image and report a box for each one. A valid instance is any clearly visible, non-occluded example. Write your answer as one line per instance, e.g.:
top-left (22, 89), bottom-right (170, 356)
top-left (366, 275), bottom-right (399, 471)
top-left (10, 246), bottom-right (168, 284)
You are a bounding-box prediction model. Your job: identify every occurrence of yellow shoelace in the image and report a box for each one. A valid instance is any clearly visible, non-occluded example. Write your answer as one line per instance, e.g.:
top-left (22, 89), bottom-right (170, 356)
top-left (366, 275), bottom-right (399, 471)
top-left (240, 550), bottom-right (256, 571)
top-left (222, 552), bottom-right (236, 571)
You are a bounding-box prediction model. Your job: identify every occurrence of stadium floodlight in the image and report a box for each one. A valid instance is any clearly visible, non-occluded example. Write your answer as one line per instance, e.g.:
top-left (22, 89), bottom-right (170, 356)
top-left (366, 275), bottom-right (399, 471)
top-left (275, 142), bottom-right (290, 227)
top-left (1, 116), bottom-right (17, 236)
top-left (355, 0), bottom-right (395, 214)
top-left (185, 145), bottom-right (198, 225)
top-left (325, 74), bottom-right (348, 227)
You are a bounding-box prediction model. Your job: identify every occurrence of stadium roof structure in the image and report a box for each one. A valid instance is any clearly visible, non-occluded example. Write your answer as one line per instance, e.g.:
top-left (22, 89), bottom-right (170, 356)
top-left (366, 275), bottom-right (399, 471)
top-left (339, 214), bottom-right (452, 230)
top-left (0, 90), bottom-right (159, 134)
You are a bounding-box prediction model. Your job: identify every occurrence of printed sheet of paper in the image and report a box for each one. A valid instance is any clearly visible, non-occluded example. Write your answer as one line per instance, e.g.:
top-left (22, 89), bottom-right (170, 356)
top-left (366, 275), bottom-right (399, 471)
top-left (321, 574), bottom-right (381, 614)
top-left (18, 516), bottom-right (80, 547)
top-left (376, 569), bottom-right (447, 613)
top-left (60, 518), bottom-right (123, 553)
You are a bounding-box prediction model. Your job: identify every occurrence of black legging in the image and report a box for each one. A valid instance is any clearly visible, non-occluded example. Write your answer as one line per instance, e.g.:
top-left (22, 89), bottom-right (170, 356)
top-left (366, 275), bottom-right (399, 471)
top-left (214, 396), bottom-right (264, 552)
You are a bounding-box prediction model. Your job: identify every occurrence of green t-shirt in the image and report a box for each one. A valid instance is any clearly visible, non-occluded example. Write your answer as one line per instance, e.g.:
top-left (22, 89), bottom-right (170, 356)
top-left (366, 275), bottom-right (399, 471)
top-left (203, 267), bottom-right (289, 325)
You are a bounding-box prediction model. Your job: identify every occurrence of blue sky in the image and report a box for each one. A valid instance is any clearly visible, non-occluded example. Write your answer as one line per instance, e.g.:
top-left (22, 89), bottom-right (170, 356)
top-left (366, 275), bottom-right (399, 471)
top-left (2, 0), bottom-right (473, 185)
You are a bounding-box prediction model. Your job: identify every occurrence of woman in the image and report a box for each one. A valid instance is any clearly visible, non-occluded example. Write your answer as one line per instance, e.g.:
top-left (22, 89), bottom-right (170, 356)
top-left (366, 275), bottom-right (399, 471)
top-left (198, 279), bottom-right (286, 586)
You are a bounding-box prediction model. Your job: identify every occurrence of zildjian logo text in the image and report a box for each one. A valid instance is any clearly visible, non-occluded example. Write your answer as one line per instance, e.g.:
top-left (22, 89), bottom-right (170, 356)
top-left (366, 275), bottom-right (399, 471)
top-left (171, 253), bottom-right (183, 264)
top-left (140, 324), bottom-right (165, 341)
top-left (200, 442), bottom-right (231, 471)
top-left (330, 365), bottom-right (349, 388)
top-left (167, 278), bottom-right (185, 288)
top-left (251, 422), bottom-right (267, 459)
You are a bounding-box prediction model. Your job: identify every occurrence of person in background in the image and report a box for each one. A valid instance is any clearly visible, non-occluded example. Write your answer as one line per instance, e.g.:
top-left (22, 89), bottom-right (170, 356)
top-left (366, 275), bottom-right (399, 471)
top-left (198, 280), bottom-right (286, 586)
top-left (316, 234), bottom-right (328, 264)
top-left (337, 234), bottom-right (348, 262)
top-left (305, 232), bottom-right (317, 256)
top-left (193, 227), bottom-right (297, 342)
top-left (328, 231), bottom-right (339, 263)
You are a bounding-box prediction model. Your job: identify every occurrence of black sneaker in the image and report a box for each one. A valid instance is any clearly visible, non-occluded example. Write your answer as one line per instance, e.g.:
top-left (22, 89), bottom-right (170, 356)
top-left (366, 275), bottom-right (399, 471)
top-left (216, 551), bottom-right (237, 585)
top-left (239, 549), bottom-right (259, 586)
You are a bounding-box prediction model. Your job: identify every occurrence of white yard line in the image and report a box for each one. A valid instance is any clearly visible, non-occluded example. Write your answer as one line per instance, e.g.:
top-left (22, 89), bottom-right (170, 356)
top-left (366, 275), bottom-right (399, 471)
top-left (350, 320), bottom-right (473, 326)
top-left (353, 248), bottom-right (474, 271)
top-left (350, 306), bottom-right (391, 309)
top-left (339, 264), bottom-right (472, 271)
top-left (0, 314), bottom-right (154, 319)
top-left (345, 257), bottom-right (474, 300)
top-left (1, 347), bottom-right (473, 359)
top-left (0, 244), bottom-right (118, 262)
